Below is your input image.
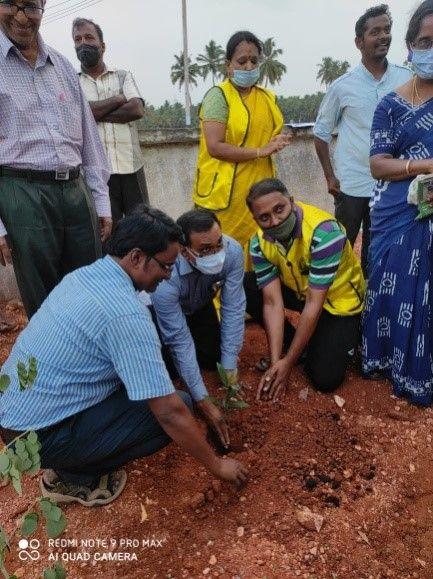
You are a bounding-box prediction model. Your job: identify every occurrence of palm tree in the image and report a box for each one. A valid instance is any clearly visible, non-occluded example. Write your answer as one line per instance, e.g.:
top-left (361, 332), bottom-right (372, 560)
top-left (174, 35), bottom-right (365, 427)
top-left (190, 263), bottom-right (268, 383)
top-left (197, 40), bottom-right (225, 85)
top-left (259, 38), bottom-right (287, 87)
top-left (316, 57), bottom-right (350, 88)
top-left (170, 52), bottom-right (200, 90)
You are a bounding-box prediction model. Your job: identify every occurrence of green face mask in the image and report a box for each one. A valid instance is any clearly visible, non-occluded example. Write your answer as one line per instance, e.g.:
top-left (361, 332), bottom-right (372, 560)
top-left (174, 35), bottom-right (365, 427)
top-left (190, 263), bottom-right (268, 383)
top-left (265, 210), bottom-right (297, 242)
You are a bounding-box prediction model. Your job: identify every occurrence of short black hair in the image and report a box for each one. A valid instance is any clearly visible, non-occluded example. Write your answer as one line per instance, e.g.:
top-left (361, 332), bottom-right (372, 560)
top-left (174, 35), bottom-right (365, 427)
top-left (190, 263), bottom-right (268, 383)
top-left (106, 205), bottom-right (182, 258)
top-left (247, 178), bottom-right (290, 209)
top-left (72, 17), bottom-right (104, 43)
top-left (177, 209), bottom-right (220, 246)
top-left (355, 4), bottom-right (392, 38)
top-left (226, 31), bottom-right (262, 61)
top-left (406, 0), bottom-right (433, 47)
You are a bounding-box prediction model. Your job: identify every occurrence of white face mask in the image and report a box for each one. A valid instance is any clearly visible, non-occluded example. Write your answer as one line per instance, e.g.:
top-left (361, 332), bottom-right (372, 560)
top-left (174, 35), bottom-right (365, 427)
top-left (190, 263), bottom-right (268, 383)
top-left (192, 249), bottom-right (226, 275)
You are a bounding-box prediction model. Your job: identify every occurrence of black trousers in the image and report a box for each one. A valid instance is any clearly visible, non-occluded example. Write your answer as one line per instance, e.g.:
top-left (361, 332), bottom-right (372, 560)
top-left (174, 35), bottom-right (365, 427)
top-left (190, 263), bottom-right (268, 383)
top-left (244, 272), bottom-right (360, 393)
top-left (108, 167), bottom-right (149, 225)
top-left (334, 191), bottom-right (370, 276)
top-left (152, 301), bottom-right (221, 380)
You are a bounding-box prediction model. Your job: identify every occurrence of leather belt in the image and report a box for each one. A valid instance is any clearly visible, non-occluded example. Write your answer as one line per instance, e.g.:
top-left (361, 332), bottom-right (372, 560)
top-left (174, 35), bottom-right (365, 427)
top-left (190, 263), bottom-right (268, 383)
top-left (0, 166), bottom-right (81, 182)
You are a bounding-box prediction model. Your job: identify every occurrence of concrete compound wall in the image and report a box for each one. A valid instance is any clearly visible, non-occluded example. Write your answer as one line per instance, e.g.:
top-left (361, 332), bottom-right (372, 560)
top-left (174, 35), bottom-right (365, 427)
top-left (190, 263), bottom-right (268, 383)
top-left (0, 127), bottom-right (334, 302)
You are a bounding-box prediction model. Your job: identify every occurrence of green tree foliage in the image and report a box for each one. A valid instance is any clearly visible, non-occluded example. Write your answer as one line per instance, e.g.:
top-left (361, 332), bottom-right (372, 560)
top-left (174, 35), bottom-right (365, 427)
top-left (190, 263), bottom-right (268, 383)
top-left (197, 40), bottom-right (225, 86)
top-left (316, 56), bottom-right (350, 87)
top-left (277, 92), bottom-right (325, 123)
top-left (259, 37), bottom-right (287, 87)
top-left (139, 100), bottom-right (199, 129)
top-left (170, 52), bottom-right (201, 90)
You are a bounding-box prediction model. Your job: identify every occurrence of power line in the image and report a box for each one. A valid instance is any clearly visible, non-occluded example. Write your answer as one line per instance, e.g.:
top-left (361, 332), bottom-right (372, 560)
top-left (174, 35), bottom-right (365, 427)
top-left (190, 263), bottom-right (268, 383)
top-left (45, 0), bottom-right (76, 11)
top-left (43, 0), bottom-right (104, 25)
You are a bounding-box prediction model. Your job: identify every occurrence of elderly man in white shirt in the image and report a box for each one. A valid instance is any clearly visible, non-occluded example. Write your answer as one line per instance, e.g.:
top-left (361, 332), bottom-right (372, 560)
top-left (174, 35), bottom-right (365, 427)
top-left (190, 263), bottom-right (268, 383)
top-left (73, 17), bottom-right (148, 224)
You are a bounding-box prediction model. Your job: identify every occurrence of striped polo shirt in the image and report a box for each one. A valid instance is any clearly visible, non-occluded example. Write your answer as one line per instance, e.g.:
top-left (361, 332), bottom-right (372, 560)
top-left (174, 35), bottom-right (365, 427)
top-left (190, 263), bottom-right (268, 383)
top-left (0, 257), bottom-right (174, 430)
top-left (250, 205), bottom-right (347, 290)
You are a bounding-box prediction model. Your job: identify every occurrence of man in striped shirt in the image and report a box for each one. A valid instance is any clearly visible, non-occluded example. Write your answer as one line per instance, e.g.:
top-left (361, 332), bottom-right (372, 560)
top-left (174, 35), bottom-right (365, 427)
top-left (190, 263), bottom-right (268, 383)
top-left (0, 207), bottom-right (247, 506)
top-left (245, 178), bottom-right (365, 402)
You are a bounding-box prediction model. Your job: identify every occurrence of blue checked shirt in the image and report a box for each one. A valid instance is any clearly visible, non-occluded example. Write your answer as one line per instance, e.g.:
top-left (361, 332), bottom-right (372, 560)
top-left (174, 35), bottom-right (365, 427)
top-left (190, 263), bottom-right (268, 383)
top-left (151, 235), bottom-right (246, 401)
top-left (314, 62), bottom-right (412, 198)
top-left (0, 29), bottom-right (111, 237)
top-left (0, 257), bottom-right (174, 430)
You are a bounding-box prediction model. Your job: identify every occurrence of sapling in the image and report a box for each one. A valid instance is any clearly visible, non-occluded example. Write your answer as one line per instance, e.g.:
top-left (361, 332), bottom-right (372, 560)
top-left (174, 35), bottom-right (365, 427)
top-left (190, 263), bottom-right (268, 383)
top-left (214, 363), bottom-right (249, 410)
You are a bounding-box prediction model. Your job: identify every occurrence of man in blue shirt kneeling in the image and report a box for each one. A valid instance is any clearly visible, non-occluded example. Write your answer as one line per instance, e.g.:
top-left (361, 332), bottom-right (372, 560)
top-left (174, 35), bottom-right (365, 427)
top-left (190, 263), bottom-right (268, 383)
top-left (0, 206), bottom-right (247, 507)
top-left (151, 209), bottom-right (246, 451)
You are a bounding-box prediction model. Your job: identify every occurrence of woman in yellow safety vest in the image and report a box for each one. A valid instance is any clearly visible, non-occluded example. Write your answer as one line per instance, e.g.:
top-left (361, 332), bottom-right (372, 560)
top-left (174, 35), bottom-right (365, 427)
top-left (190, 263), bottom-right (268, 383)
top-left (193, 31), bottom-right (291, 253)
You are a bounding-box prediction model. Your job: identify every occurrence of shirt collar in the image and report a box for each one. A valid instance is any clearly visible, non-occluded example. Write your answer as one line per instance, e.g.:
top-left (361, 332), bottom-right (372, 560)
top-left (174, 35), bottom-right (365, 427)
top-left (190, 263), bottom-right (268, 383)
top-left (358, 59), bottom-right (390, 83)
top-left (0, 28), bottom-right (52, 65)
top-left (103, 255), bottom-right (136, 288)
top-left (80, 63), bottom-right (116, 79)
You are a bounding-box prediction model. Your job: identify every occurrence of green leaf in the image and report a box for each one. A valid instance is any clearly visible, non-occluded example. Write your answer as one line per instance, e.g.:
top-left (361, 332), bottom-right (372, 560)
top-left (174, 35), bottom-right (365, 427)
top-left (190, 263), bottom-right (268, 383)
top-left (27, 432), bottom-right (38, 444)
top-left (45, 514), bottom-right (67, 539)
top-left (0, 454), bottom-right (11, 474)
top-left (27, 357), bottom-right (37, 388)
top-left (12, 455), bottom-right (25, 473)
top-left (21, 512), bottom-right (39, 537)
top-left (0, 374), bottom-right (10, 394)
top-left (10, 468), bottom-right (22, 495)
top-left (39, 498), bottom-right (54, 517)
top-left (227, 399), bottom-right (249, 410)
top-left (14, 439), bottom-right (26, 454)
top-left (49, 506), bottom-right (63, 523)
top-left (0, 527), bottom-right (9, 550)
top-left (43, 563), bottom-right (66, 579)
top-left (17, 361), bottom-right (28, 391)
top-left (26, 460), bottom-right (41, 476)
top-left (216, 363), bottom-right (228, 388)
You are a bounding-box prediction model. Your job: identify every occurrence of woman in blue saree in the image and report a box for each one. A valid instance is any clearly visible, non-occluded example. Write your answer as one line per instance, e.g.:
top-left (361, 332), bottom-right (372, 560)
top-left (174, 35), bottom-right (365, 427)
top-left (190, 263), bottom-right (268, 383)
top-left (363, 0), bottom-right (433, 405)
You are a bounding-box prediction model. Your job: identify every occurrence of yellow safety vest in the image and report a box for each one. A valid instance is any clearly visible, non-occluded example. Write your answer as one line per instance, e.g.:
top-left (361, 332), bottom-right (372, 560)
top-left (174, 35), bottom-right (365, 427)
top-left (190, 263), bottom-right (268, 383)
top-left (257, 202), bottom-right (365, 316)
top-left (193, 79), bottom-right (283, 211)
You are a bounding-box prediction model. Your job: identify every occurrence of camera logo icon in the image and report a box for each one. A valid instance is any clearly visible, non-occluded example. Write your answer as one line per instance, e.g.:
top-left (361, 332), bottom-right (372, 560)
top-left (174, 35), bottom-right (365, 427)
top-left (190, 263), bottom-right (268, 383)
top-left (18, 538), bottom-right (40, 561)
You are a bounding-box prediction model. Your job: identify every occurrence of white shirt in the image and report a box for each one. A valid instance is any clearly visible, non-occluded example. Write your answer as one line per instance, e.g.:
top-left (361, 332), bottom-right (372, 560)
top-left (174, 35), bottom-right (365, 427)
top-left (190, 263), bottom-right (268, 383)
top-left (79, 66), bottom-right (144, 175)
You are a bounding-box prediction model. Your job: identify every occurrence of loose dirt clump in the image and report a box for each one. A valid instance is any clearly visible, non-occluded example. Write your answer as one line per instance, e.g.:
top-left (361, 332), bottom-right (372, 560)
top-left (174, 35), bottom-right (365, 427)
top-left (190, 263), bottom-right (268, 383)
top-left (1, 301), bottom-right (433, 578)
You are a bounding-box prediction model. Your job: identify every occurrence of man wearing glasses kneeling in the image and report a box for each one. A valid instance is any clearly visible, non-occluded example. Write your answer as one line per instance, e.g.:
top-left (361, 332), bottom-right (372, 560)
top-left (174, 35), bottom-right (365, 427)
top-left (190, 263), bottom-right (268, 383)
top-left (151, 209), bottom-right (246, 451)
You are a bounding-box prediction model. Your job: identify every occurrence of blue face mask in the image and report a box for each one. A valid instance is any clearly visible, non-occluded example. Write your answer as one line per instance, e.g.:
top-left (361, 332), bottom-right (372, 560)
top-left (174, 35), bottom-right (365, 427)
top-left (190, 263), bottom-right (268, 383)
top-left (193, 250), bottom-right (226, 275)
top-left (409, 47), bottom-right (433, 79)
top-left (232, 66), bottom-right (261, 88)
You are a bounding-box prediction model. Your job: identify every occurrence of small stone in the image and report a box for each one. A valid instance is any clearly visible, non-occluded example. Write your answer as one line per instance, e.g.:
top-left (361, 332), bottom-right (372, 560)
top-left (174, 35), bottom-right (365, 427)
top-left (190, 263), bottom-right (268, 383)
top-left (205, 490), bottom-right (215, 502)
top-left (190, 492), bottom-right (206, 509)
top-left (239, 496), bottom-right (247, 502)
top-left (409, 463), bottom-right (416, 473)
top-left (209, 555), bottom-right (217, 565)
top-left (296, 507), bottom-right (325, 532)
top-left (236, 526), bottom-right (245, 538)
top-left (334, 395), bottom-right (346, 408)
top-left (310, 546), bottom-right (318, 556)
top-left (202, 568), bottom-right (211, 576)
top-left (343, 469), bottom-right (353, 479)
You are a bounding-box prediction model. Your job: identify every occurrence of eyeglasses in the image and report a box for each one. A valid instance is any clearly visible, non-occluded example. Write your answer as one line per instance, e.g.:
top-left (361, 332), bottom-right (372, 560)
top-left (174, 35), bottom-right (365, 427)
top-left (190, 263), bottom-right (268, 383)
top-left (187, 242), bottom-right (224, 258)
top-left (148, 255), bottom-right (174, 274)
top-left (0, 2), bottom-right (44, 19)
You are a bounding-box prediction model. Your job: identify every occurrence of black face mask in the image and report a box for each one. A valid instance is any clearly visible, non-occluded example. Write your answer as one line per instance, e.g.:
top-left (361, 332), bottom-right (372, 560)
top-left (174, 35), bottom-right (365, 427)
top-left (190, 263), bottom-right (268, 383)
top-left (76, 44), bottom-right (100, 68)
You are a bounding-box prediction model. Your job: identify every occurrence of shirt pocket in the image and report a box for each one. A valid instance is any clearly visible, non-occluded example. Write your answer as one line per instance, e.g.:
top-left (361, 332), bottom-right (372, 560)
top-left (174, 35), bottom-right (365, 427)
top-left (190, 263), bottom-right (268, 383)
top-left (44, 98), bottom-right (82, 143)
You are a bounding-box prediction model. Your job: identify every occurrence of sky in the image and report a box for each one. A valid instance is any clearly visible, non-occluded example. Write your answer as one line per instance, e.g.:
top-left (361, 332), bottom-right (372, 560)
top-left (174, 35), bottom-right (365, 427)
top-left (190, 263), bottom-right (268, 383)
top-left (41, 0), bottom-right (420, 106)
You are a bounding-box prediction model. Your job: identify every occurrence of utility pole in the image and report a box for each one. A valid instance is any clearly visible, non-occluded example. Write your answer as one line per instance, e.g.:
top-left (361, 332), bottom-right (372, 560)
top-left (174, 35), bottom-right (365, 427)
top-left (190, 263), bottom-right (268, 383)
top-left (182, 0), bottom-right (191, 126)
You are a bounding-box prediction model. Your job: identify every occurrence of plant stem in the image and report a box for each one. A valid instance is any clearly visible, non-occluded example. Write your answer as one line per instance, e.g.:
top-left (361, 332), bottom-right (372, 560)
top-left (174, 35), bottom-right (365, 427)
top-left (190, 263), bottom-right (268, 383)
top-left (5, 430), bottom-right (31, 449)
top-left (0, 562), bottom-right (9, 579)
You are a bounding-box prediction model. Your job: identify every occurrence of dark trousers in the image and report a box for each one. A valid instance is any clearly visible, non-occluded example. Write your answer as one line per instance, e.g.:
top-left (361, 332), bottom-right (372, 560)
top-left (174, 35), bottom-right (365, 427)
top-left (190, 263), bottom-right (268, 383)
top-left (152, 301), bottom-right (221, 380)
top-left (0, 175), bottom-right (101, 319)
top-left (37, 388), bottom-right (192, 487)
top-left (334, 191), bottom-right (370, 276)
top-left (108, 167), bottom-right (149, 225)
top-left (244, 272), bottom-right (360, 393)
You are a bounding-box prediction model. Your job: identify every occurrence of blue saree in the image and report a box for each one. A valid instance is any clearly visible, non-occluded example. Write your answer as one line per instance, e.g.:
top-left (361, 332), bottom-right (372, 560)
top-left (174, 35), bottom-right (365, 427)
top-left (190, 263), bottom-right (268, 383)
top-left (362, 92), bottom-right (433, 405)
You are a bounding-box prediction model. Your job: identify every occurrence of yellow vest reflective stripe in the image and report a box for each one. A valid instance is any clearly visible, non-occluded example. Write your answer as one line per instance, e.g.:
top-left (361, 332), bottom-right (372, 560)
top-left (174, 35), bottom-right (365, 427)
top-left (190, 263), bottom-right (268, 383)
top-left (193, 79), bottom-right (283, 211)
top-left (257, 202), bottom-right (365, 316)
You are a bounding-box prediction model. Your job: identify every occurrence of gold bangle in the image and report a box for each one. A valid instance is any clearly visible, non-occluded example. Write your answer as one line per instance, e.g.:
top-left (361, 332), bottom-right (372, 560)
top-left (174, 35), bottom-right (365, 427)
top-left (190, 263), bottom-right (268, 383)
top-left (405, 159), bottom-right (412, 176)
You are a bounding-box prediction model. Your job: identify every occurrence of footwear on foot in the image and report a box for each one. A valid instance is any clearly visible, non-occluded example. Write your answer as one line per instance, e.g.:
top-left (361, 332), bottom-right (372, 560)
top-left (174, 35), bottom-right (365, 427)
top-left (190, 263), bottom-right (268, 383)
top-left (39, 469), bottom-right (127, 507)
